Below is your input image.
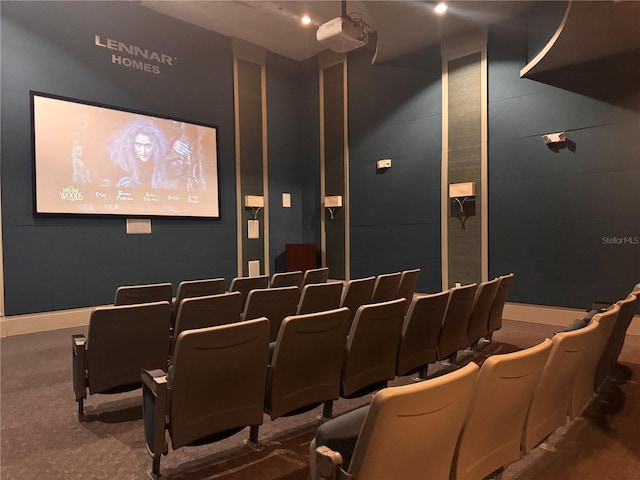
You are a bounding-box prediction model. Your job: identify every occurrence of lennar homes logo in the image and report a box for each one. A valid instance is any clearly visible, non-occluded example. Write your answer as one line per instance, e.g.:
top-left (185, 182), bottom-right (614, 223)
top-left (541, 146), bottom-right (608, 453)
top-left (602, 236), bottom-right (639, 245)
top-left (94, 35), bottom-right (176, 75)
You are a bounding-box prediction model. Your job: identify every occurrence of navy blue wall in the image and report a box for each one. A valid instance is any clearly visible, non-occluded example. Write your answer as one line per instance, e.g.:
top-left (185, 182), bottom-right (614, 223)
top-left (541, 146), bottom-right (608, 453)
top-left (347, 38), bottom-right (443, 294)
top-left (0, 1), bottom-right (312, 315)
top-left (488, 18), bottom-right (640, 308)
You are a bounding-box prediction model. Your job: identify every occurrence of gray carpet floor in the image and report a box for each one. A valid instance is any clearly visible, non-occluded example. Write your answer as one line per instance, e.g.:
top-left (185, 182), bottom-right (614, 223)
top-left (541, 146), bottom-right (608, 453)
top-left (1, 319), bottom-right (638, 479)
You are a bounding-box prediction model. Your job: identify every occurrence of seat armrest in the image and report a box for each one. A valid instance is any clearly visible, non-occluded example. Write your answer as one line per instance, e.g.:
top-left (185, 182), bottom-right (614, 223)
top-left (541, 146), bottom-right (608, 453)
top-left (316, 445), bottom-right (349, 480)
top-left (72, 334), bottom-right (87, 402)
top-left (142, 368), bottom-right (169, 471)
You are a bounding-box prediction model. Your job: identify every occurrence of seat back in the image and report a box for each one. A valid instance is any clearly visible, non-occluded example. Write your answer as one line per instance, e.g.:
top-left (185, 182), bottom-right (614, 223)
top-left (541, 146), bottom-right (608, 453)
top-left (340, 276), bottom-right (376, 326)
top-left (396, 268), bottom-right (421, 313)
top-left (297, 282), bottom-right (344, 315)
top-left (302, 267), bottom-right (330, 287)
top-left (87, 301), bottom-right (171, 394)
top-left (437, 283), bottom-right (478, 361)
top-left (174, 278), bottom-right (226, 308)
top-left (371, 272), bottom-right (402, 303)
top-left (523, 320), bottom-right (600, 453)
top-left (243, 286), bottom-right (300, 342)
top-left (168, 318), bottom-right (270, 449)
top-left (487, 273), bottom-right (514, 338)
top-left (229, 275), bottom-right (269, 309)
top-left (347, 362), bottom-right (478, 480)
top-left (570, 303), bottom-right (621, 418)
top-left (266, 308), bottom-right (351, 419)
top-left (173, 291), bottom-right (242, 338)
top-left (466, 278), bottom-right (500, 346)
top-left (114, 282), bottom-right (173, 306)
top-left (453, 338), bottom-right (552, 480)
top-left (341, 298), bottom-right (407, 398)
top-left (270, 271), bottom-right (303, 288)
top-left (595, 293), bottom-right (638, 387)
top-left (396, 290), bottom-right (450, 376)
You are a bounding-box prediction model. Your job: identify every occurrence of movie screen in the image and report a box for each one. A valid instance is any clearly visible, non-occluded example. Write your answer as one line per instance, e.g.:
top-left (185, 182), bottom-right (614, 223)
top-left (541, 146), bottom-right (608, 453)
top-left (31, 92), bottom-right (220, 218)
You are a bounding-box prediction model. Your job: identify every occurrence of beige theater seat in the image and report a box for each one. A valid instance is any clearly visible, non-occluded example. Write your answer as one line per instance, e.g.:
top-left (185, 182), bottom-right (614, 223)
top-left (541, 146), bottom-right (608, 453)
top-left (262, 307), bottom-right (350, 437)
top-left (487, 273), bottom-right (514, 340)
top-left (242, 286), bottom-right (300, 342)
top-left (396, 268), bottom-right (421, 313)
top-left (452, 338), bottom-right (552, 480)
top-left (437, 283), bottom-right (477, 363)
top-left (466, 278), bottom-right (500, 349)
top-left (339, 276), bottom-right (376, 326)
top-left (113, 282), bottom-right (173, 306)
top-left (297, 282), bottom-right (344, 315)
top-left (171, 278), bottom-right (226, 325)
top-left (171, 291), bottom-right (243, 354)
top-left (142, 318), bottom-right (270, 478)
top-left (311, 362), bottom-right (479, 480)
top-left (270, 270), bottom-right (303, 288)
top-left (371, 272), bottom-right (402, 303)
top-left (301, 267), bottom-right (330, 287)
top-left (570, 303), bottom-right (621, 418)
top-left (523, 320), bottom-right (600, 453)
top-left (72, 301), bottom-right (171, 418)
top-left (395, 290), bottom-right (450, 378)
top-left (341, 298), bottom-right (406, 398)
top-left (229, 275), bottom-right (269, 309)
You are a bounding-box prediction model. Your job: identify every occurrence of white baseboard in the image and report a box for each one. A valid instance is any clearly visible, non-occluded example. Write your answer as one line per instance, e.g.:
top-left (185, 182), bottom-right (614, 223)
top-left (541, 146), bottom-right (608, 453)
top-left (1, 301), bottom-right (638, 338)
top-left (503, 302), bottom-right (640, 336)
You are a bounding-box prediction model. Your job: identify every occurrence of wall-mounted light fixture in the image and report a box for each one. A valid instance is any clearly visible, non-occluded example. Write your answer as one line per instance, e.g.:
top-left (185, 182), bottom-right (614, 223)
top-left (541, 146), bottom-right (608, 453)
top-left (324, 195), bottom-right (343, 220)
top-left (541, 132), bottom-right (566, 144)
top-left (244, 195), bottom-right (264, 220)
top-left (449, 182), bottom-right (475, 214)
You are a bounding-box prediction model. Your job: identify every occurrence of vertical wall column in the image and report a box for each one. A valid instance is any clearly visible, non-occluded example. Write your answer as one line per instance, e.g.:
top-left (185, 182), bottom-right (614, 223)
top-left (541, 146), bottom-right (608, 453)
top-left (319, 52), bottom-right (349, 281)
top-left (441, 29), bottom-right (488, 288)
top-left (233, 40), bottom-right (269, 277)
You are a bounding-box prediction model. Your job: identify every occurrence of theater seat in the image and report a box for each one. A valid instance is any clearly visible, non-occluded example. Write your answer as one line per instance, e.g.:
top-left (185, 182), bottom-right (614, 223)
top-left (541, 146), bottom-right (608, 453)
top-left (570, 303), bottom-right (621, 418)
top-left (297, 282), bottom-right (344, 315)
top-left (263, 307), bottom-right (350, 431)
top-left (339, 276), bottom-right (376, 327)
top-left (171, 291), bottom-right (243, 354)
top-left (523, 320), bottom-right (600, 453)
top-left (229, 275), bottom-right (269, 309)
top-left (311, 362), bottom-right (478, 480)
top-left (341, 298), bottom-right (406, 398)
top-left (113, 282), bottom-right (173, 306)
top-left (270, 270), bottom-right (303, 288)
top-left (466, 278), bottom-right (500, 349)
top-left (242, 286), bottom-right (300, 342)
top-left (171, 278), bottom-right (226, 325)
top-left (396, 268), bottom-right (421, 313)
top-left (302, 267), bottom-right (330, 287)
top-left (437, 283), bottom-right (477, 363)
top-left (395, 290), bottom-right (450, 378)
top-left (371, 272), bottom-right (402, 303)
top-left (487, 273), bottom-right (514, 340)
top-left (452, 338), bottom-right (552, 480)
top-left (142, 318), bottom-right (270, 478)
top-left (72, 301), bottom-right (171, 418)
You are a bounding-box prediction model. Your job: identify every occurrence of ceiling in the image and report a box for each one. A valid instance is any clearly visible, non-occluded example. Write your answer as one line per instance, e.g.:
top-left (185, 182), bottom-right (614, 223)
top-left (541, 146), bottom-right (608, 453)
top-left (139, 1), bottom-right (535, 63)
top-left (140, 0), bottom-right (640, 75)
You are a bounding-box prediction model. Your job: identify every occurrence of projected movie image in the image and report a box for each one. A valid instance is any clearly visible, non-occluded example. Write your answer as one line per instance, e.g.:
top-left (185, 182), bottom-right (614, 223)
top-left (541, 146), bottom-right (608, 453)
top-left (32, 93), bottom-right (219, 217)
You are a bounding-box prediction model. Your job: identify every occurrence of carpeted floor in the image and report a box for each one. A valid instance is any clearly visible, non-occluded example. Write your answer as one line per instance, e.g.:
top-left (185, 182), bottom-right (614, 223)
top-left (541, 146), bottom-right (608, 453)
top-left (1, 319), bottom-right (638, 479)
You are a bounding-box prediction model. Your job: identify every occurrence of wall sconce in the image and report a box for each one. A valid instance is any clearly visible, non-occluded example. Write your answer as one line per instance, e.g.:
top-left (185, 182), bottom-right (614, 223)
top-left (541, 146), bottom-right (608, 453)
top-left (449, 182), bottom-right (475, 214)
top-left (541, 132), bottom-right (566, 144)
top-left (244, 195), bottom-right (264, 220)
top-left (324, 195), bottom-right (342, 220)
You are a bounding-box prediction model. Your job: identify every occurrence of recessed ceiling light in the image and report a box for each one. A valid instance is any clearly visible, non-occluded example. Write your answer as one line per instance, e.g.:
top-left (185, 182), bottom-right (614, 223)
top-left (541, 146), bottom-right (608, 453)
top-left (301, 15), bottom-right (312, 25)
top-left (435, 2), bottom-right (448, 14)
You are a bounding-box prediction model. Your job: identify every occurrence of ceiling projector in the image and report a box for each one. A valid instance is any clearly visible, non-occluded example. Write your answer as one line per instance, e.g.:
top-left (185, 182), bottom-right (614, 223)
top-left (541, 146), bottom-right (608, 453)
top-left (316, 16), bottom-right (368, 53)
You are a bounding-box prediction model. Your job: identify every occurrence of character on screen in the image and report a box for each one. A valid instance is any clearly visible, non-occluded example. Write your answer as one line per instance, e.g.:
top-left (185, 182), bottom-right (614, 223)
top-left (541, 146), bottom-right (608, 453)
top-left (108, 118), bottom-right (169, 189)
top-left (162, 121), bottom-right (207, 191)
